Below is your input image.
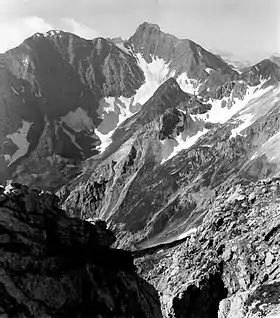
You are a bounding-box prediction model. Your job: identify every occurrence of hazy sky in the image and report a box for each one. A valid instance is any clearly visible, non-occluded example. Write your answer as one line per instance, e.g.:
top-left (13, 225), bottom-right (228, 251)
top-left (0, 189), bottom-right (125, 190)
top-left (0, 0), bottom-right (279, 62)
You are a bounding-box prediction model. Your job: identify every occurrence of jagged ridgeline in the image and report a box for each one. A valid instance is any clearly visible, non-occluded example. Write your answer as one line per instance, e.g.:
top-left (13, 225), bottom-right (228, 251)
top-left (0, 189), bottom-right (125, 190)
top-left (1, 22), bottom-right (280, 318)
top-left (0, 182), bottom-right (162, 317)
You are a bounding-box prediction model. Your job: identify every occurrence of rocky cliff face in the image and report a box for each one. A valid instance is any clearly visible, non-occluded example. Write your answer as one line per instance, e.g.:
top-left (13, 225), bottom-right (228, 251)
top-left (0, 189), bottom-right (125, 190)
top-left (241, 59), bottom-right (280, 87)
top-left (0, 31), bottom-right (145, 188)
top-left (61, 78), bottom-right (211, 246)
top-left (0, 182), bottom-right (162, 317)
top-left (2, 22), bottom-right (279, 193)
top-left (135, 177), bottom-right (280, 317)
top-left (127, 22), bottom-right (235, 80)
top-left (2, 21), bottom-right (280, 318)
top-left (62, 69), bottom-right (280, 249)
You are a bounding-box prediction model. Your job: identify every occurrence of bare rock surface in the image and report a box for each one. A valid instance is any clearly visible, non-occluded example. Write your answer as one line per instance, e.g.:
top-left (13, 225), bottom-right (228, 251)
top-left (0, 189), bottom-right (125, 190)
top-left (0, 182), bottom-right (162, 318)
top-left (135, 177), bottom-right (280, 317)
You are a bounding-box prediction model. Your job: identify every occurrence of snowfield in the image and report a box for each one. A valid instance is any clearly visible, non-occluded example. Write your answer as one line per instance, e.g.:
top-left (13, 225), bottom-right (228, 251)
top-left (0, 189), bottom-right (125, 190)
top-left (230, 84), bottom-right (280, 138)
top-left (161, 128), bottom-right (208, 164)
top-left (5, 120), bottom-right (32, 165)
top-left (193, 80), bottom-right (274, 124)
top-left (176, 72), bottom-right (201, 94)
top-left (94, 128), bottom-right (114, 153)
top-left (178, 228), bottom-right (197, 240)
top-left (134, 53), bottom-right (175, 105)
top-left (95, 54), bottom-right (177, 153)
top-left (250, 131), bottom-right (280, 164)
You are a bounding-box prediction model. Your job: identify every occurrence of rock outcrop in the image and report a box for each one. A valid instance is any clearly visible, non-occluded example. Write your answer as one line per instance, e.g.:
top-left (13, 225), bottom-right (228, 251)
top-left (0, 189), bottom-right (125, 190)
top-left (0, 182), bottom-right (162, 318)
top-left (135, 177), bottom-right (280, 317)
top-left (61, 78), bottom-right (209, 246)
top-left (127, 22), bottom-right (236, 80)
top-left (0, 31), bottom-right (145, 188)
top-left (2, 22), bottom-right (280, 194)
top-left (62, 72), bottom-right (280, 250)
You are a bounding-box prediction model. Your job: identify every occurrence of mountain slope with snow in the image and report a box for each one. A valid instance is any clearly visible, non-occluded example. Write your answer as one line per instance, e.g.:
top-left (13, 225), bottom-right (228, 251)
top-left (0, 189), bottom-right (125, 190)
top-left (1, 22), bottom-right (280, 249)
top-left (62, 67), bottom-right (280, 249)
top-left (0, 31), bottom-right (147, 187)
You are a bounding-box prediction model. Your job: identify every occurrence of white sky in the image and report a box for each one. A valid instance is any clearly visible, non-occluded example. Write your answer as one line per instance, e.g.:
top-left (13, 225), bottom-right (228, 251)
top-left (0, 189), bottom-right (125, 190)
top-left (0, 0), bottom-right (279, 63)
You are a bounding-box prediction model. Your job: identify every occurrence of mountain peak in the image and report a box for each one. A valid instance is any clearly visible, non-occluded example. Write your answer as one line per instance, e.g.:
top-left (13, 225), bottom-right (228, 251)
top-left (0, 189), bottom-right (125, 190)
top-left (127, 22), bottom-right (234, 77)
top-left (155, 77), bottom-right (182, 95)
top-left (136, 22), bottom-right (161, 33)
top-left (269, 54), bottom-right (280, 67)
top-left (109, 36), bottom-right (125, 45)
top-left (30, 29), bottom-right (69, 40)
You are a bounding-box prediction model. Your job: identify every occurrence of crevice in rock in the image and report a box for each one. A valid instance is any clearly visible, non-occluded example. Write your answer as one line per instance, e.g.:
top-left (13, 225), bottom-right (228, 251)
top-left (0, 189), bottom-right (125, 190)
top-left (172, 272), bottom-right (228, 318)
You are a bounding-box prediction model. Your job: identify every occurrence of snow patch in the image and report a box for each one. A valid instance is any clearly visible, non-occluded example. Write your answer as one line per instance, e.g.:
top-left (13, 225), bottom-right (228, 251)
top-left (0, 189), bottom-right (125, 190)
top-left (230, 113), bottom-right (254, 138)
top-left (178, 228), bottom-right (197, 240)
top-left (97, 54), bottom-right (174, 134)
top-left (44, 30), bottom-right (63, 37)
top-left (11, 86), bottom-right (19, 96)
top-left (161, 129), bottom-right (208, 163)
top-left (61, 125), bottom-right (82, 150)
top-left (22, 57), bottom-right (29, 67)
top-left (4, 183), bottom-right (15, 195)
top-left (4, 154), bottom-right (11, 161)
top-left (230, 84), bottom-right (278, 138)
top-left (95, 54), bottom-right (176, 153)
top-left (6, 120), bottom-right (32, 165)
top-left (134, 53), bottom-right (174, 105)
top-left (96, 96), bottom-right (134, 153)
top-left (176, 73), bottom-right (201, 94)
top-left (250, 152), bottom-right (257, 161)
top-left (94, 128), bottom-right (114, 153)
top-left (61, 107), bottom-right (94, 132)
top-left (205, 68), bottom-right (214, 74)
top-left (102, 97), bottom-right (117, 115)
top-left (116, 43), bottom-right (131, 55)
top-left (205, 80), bottom-right (273, 124)
top-left (250, 131), bottom-right (280, 163)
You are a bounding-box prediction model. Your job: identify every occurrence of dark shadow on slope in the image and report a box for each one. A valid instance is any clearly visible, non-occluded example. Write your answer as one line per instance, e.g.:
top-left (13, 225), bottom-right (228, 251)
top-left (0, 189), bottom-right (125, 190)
top-left (172, 272), bottom-right (228, 318)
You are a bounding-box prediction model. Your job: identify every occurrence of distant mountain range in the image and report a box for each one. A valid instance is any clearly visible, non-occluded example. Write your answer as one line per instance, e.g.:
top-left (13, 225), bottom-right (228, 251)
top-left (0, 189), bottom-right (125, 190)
top-left (0, 21), bottom-right (279, 218)
top-left (1, 21), bottom-right (280, 318)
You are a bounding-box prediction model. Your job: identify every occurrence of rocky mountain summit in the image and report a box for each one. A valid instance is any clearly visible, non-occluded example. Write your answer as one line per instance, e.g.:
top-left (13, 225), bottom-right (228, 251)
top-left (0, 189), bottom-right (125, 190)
top-left (135, 177), bottom-right (280, 317)
top-left (0, 30), bottom-right (145, 188)
top-left (1, 22), bottom-right (280, 192)
top-left (127, 22), bottom-right (235, 80)
top-left (1, 21), bottom-right (280, 317)
top-left (0, 182), bottom-right (162, 317)
top-left (62, 70), bottom-right (280, 249)
top-left (60, 78), bottom-right (211, 245)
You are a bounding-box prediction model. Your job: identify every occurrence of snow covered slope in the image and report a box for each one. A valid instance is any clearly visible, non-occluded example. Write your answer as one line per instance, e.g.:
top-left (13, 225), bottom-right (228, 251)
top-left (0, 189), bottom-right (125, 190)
top-left (206, 80), bottom-right (274, 124)
top-left (4, 120), bottom-right (32, 165)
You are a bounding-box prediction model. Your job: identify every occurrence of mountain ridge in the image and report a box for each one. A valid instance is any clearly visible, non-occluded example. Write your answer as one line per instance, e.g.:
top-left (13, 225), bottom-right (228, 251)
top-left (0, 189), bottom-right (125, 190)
top-left (1, 21), bottom-right (280, 318)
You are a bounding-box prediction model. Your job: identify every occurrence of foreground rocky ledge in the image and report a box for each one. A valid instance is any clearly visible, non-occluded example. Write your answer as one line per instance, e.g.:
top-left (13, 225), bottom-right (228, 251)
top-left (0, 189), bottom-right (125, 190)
top-left (136, 177), bottom-right (280, 317)
top-left (0, 182), bottom-right (162, 318)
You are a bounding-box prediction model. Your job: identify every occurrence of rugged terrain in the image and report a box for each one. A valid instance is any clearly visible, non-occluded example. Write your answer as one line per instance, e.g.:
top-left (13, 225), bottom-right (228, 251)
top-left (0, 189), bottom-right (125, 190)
top-left (0, 182), bottom-right (162, 317)
top-left (0, 30), bottom-right (145, 188)
top-left (62, 68), bottom-right (280, 249)
top-left (1, 21), bottom-right (280, 317)
top-left (3, 22), bottom-right (274, 190)
top-left (52, 24), bottom-right (280, 250)
top-left (135, 177), bottom-right (280, 317)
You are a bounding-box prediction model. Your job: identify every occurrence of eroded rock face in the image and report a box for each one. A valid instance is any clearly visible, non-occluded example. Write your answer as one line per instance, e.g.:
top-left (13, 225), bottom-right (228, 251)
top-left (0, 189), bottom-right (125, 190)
top-left (0, 31), bottom-right (145, 188)
top-left (62, 74), bottom-right (280, 251)
top-left (0, 182), bottom-right (162, 318)
top-left (61, 78), bottom-right (209, 246)
top-left (1, 22), bottom-right (279, 194)
top-left (127, 22), bottom-right (235, 80)
top-left (135, 177), bottom-right (280, 317)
